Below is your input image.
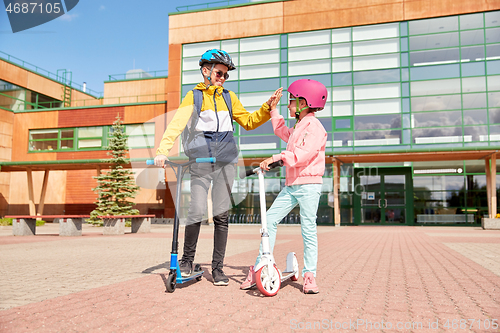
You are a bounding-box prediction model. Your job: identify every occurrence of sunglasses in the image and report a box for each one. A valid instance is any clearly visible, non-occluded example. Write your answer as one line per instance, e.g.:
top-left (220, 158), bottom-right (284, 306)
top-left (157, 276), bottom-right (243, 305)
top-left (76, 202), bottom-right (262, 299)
top-left (213, 69), bottom-right (229, 80)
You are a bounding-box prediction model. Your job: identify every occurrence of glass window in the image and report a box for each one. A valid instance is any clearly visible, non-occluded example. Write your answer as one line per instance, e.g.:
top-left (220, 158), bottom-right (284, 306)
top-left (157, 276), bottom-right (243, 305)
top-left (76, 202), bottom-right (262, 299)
top-left (461, 45), bottom-right (485, 62)
top-left (464, 125), bottom-right (488, 141)
top-left (354, 99), bottom-right (401, 115)
top-left (486, 45), bottom-right (500, 59)
top-left (462, 77), bottom-right (486, 92)
top-left (354, 130), bottom-right (401, 146)
top-left (352, 23), bottom-right (399, 41)
top-left (489, 91), bottom-right (500, 107)
top-left (182, 57), bottom-right (199, 71)
top-left (411, 95), bottom-right (462, 112)
top-left (289, 59), bottom-right (331, 76)
top-left (412, 111), bottom-right (462, 128)
top-left (332, 58), bottom-right (352, 73)
top-left (288, 30), bottom-right (330, 47)
top-left (221, 39), bottom-right (238, 53)
top-left (464, 109), bottom-right (487, 125)
top-left (182, 71), bottom-right (202, 84)
top-left (409, 32), bottom-right (459, 51)
top-left (490, 124), bottom-right (500, 141)
top-left (401, 53), bottom-right (409, 67)
top-left (401, 37), bottom-right (409, 52)
top-left (332, 28), bottom-right (351, 43)
top-left (402, 82), bottom-right (410, 97)
top-left (240, 35), bottom-right (280, 52)
top-left (126, 123), bottom-right (155, 148)
top-left (333, 132), bottom-right (353, 147)
top-left (400, 22), bottom-right (408, 36)
top-left (355, 114), bottom-right (401, 130)
top-left (409, 16), bottom-right (458, 35)
top-left (289, 73), bottom-right (331, 87)
top-left (413, 175), bottom-right (464, 191)
top-left (461, 62), bottom-right (486, 77)
top-left (331, 87), bottom-right (352, 101)
top-left (410, 64), bottom-right (460, 81)
top-left (487, 60), bottom-right (500, 75)
top-left (78, 139), bottom-right (102, 149)
top-left (353, 39), bottom-right (399, 56)
top-left (332, 101), bottom-right (353, 116)
top-left (354, 83), bottom-right (400, 100)
top-left (289, 45), bottom-right (330, 61)
top-left (410, 78), bottom-right (461, 96)
top-left (462, 93), bottom-right (487, 109)
top-left (336, 118), bottom-right (351, 129)
top-left (240, 64), bottom-right (279, 79)
top-left (491, 108), bottom-right (500, 124)
top-left (79, 127), bottom-right (102, 138)
top-left (240, 122), bottom-right (273, 136)
top-left (460, 13), bottom-right (484, 30)
top-left (238, 91), bottom-right (273, 107)
top-left (240, 50), bottom-right (280, 66)
top-left (239, 78), bottom-right (280, 93)
top-left (413, 127), bottom-right (464, 144)
top-left (460, 30), bottom-right (485, 46)
top-left (353, 54), bottom-right (399, 71)
top-left (353, 68), bottom-right (400, 84)
top-left (332, 43), bottom-right (351, 58)
top-left (410, 48), bottom-right (459, 66)
top-left (488, 75), bottom-right (500, 91)
top-left (485, 11), bottom-right (500, 27)
top-left (29, 129), bottom-right (58, 151)
top-left (183, 41), bottom-right (220, 57)
top-left (332, 73), bottom-right (352, 86)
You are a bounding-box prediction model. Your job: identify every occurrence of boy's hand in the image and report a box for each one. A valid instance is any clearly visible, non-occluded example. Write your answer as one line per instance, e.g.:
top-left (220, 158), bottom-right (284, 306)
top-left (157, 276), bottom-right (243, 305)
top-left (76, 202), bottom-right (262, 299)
top-left (260, 157), bottom-right (274, 171)
top-left (154, 154), bottom-right (169, 168)
top-left (266, 88), bottom-right (283, 110)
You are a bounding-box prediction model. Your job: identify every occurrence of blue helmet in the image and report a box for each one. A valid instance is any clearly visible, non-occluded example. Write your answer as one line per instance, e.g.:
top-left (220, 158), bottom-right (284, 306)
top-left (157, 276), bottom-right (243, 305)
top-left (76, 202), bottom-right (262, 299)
top-left (199, 49), bottom-right (236, 71)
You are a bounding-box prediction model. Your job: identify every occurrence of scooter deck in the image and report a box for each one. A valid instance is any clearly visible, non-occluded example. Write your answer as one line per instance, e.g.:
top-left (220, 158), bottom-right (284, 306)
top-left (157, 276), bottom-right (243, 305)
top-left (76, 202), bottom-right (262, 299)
top-left (281, 271), bottom-right (297, 282)
top-left (177, 269), bottom-right (204, 283)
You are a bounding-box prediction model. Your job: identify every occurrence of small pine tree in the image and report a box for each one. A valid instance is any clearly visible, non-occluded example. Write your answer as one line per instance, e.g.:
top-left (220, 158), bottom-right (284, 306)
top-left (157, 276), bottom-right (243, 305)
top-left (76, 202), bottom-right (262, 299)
top-left (89, 116), bottom-right (140, 224)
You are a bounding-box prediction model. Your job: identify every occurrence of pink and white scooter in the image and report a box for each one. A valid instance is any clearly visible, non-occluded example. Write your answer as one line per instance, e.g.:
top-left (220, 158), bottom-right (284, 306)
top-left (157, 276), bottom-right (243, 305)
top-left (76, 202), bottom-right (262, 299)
top-left (242, 160), bottom-right (299, 296)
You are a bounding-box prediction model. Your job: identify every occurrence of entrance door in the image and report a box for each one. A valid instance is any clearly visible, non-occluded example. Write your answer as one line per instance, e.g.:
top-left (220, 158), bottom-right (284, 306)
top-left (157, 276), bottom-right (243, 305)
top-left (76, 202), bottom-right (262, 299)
top-left (353, 167), bottom-right (414, 225)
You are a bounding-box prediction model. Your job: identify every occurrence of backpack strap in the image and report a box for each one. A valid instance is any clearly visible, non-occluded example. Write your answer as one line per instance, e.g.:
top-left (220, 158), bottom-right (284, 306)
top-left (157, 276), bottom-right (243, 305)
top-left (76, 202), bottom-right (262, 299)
top-left (221, 89), bottom-right (234, 131)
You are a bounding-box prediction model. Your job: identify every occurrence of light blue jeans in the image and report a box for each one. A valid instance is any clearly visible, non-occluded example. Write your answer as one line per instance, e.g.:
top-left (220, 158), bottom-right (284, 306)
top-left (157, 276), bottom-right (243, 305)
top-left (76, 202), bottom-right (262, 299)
top-left (255, 183), bottom-right (322, 277)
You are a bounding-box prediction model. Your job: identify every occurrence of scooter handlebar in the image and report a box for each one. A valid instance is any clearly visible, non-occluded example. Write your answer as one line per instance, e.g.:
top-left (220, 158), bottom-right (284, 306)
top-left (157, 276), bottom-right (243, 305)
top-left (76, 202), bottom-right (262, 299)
top-left (146, 157), bottom-right (216, 166)
top-left (240, 160), bottom-right (283, 178)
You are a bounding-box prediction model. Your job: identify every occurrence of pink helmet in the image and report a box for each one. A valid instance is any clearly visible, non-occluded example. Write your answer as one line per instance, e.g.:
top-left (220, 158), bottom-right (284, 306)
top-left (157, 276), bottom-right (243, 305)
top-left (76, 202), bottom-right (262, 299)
top-left (288, 79), bottom-right (328, 110)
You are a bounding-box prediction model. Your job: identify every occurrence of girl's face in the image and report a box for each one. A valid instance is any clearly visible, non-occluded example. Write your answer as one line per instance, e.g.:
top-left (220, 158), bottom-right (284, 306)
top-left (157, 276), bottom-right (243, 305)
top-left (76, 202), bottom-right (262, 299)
top-left (288, 95), bottom-right (306, 118)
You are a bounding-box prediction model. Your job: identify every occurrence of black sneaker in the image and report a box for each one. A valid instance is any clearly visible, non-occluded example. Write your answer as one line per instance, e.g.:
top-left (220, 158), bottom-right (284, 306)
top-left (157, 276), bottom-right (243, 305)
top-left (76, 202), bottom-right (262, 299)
top-left (212, 267), bottom-right (229, 286)
top-left (179, 260), bottom-right (193, 277)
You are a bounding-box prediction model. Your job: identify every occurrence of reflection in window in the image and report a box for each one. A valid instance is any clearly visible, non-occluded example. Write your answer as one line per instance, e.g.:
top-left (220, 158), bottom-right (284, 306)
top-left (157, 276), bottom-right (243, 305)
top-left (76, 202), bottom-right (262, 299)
top-left (29, 129), bottom-right (58, 151)
top-left (461, 46), bottom-right (485, 61)
top-left (413, 127), bottom-right (465, 144)
top-left (486, 28), bottom-right (500, 44)
top-left (354, 129), bottom-right (401, 146)
top-left (462, 93), bottom-right (487, 109)
top-left (486, 45), bottom-right (500, 59)
top-left (410, 78), bottom-right (460, 96)
top-left (410, 64), bottom-right (459, 81)
top-left (490, 108), bottom-right (500, 124)
top-left (410, 48), bottom-right (459, 66)
top-left (412, 111), bottom-right (462, 128)
top-left (460, 30), bottom-right (485, 45)
top-left (410, 33), bottom-right (459, 51)
top-left (333, 132), bottom-right (353, 147)
top-left (353, 68), bottom-right (400, 84)
top-left (413, 175), bottom-right (464, 191)
top-left (355, 114), bottom-right (401, 130)
top-left (411, 95), bottom-right (462, 112)
top-left (464, 125), bottom-right (488, 141)
top-left (409, 16), bottom-right (458, 35)
top-left (462, 77), bottom-right (486, 92)
top-left (464, 109), bottom-right (487, 125)
top-left (460, 13), bottom-right (484, 30)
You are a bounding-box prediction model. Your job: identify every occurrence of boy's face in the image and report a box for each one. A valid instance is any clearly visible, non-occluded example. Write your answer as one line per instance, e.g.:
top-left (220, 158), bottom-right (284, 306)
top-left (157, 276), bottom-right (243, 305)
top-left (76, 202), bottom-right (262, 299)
top-left (202, 64), bottom-right (229, 87)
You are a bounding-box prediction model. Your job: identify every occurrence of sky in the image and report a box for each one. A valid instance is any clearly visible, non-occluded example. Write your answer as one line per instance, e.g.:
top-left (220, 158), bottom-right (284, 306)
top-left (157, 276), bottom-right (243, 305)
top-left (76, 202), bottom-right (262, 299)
top-left (0, 0), bottom-right (248, 96)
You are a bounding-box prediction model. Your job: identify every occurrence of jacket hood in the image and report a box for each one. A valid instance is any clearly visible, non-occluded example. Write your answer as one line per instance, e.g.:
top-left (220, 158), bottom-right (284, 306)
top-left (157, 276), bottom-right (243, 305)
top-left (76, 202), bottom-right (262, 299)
top-left (194, 83), bottom-right (224, 95)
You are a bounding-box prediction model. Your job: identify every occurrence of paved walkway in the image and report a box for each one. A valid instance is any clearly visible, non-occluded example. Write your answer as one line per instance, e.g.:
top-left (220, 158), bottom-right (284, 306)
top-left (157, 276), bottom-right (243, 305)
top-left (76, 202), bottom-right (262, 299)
top-left (0, 224), bottom-right (499, 332)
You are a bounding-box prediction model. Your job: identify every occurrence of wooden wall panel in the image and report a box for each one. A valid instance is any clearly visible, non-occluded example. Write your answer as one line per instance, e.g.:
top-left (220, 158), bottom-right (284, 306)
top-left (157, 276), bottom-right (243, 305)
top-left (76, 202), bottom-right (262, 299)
top-left (58, 107), bottom-right (124, 128)
top-left (169, 2), bottom-right (284, 44)
top-left (0, 109), bottom-right (14, 163)
top-left (12, 111), bottom-right (58, 161)
top-left (56, 150), bottom-right (109, 161)
top-left (8, 170), bottom-right (66, 204)
top-left (123, 104), bottom-right (166, 124)
top-left (284, 0), bottom-right (404, 32)
top-left (71, 89), bottom-right (99, 105)
top-left (26, 72), bottom-right (66, 101)
top-left (65, 169), bottom-right (97, 204)
top-left (0, 59), bottom-right (28, 87)
top-left (103, 78), bottom-right (168, 100)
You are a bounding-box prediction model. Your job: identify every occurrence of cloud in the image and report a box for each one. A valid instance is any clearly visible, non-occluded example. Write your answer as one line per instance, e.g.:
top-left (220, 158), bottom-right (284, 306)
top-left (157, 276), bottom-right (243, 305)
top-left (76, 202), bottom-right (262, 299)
top-left (59, 13), bottom-right (78, 22)
top-left (99, 5), bottom-right (105, 11)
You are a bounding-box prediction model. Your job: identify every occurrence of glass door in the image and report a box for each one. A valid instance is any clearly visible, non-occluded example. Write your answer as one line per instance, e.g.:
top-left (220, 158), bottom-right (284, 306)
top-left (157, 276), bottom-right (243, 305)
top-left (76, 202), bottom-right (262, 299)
top-left (354, 167), bottom-right (413, 225)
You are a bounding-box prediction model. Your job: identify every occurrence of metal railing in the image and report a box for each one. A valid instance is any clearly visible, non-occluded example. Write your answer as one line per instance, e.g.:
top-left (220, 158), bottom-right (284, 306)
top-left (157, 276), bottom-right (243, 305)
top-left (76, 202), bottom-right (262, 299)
top-left (0, 51), bottom-right (103, 97)
top-left (71, 93), bottom-right (168, 108)
top-left (176, 0), bottom-right (263, 12)
top-left (107, 70), bottom-right (169, 81)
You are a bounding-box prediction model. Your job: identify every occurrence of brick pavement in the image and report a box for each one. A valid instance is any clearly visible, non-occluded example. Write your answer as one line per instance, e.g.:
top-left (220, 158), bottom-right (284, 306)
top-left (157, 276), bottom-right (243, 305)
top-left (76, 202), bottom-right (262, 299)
top-left (0, 224), bottom-right (499, 332)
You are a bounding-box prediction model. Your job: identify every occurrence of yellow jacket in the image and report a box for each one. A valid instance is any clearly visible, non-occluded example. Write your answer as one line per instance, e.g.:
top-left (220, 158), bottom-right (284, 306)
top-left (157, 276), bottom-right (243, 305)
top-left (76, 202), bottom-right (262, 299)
top-left (157, 83), bottom-right (271, 156)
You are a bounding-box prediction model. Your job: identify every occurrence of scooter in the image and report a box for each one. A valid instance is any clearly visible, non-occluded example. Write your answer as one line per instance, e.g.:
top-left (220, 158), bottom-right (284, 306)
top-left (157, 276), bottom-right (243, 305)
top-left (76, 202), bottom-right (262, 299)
top-left (147, 157), bottom-right (215, 293)
top-left (242, 160), bottom-right (299, 296)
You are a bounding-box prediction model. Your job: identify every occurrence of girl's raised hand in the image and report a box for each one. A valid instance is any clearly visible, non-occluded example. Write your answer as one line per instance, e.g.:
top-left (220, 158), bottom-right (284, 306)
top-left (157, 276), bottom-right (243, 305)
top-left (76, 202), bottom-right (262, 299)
top-left (266, 87), bottom-right (283, 110)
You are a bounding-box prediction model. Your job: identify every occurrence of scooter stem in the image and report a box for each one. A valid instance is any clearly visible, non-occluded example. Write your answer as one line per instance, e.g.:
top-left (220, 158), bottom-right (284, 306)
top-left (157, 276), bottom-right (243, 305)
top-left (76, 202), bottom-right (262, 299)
top-left (258, 169), bottom-right (271, 255)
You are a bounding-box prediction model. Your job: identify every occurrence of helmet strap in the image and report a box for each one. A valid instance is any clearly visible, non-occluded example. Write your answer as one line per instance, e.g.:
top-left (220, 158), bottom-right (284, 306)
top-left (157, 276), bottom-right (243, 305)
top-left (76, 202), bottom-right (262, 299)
top-left (201, 64), bottom-right (215, 87)
top-left (294, 97), bottom-right (309, 119)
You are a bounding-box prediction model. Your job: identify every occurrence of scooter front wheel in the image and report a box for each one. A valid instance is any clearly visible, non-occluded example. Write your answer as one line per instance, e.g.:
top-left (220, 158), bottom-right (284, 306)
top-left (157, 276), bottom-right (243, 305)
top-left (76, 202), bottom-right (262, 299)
top-left (256, 264), bottom-right (281, 296)
top-left (166, 273), bottom-right (177, 293)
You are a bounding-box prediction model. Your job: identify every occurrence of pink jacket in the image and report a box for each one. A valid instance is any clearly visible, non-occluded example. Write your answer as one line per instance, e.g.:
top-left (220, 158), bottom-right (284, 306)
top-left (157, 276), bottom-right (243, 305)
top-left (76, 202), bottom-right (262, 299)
top-left (270, 109), bottom-right (327, 186)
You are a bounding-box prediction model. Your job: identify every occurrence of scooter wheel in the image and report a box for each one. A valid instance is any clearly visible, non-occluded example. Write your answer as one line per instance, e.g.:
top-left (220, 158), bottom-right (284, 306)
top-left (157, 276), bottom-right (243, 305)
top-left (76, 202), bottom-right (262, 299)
top-left (196, 276), bottom-right (202, 281)
top-left (256, 264), bottom-right (281, 297)
top-left (166, 273), bottom-right (176, 293)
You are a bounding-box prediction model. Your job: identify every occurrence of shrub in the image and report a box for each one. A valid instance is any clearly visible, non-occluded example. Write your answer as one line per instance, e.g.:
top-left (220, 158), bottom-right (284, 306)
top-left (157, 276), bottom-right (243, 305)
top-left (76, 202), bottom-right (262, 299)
top-left (0, 218), bottom-right (13, 226)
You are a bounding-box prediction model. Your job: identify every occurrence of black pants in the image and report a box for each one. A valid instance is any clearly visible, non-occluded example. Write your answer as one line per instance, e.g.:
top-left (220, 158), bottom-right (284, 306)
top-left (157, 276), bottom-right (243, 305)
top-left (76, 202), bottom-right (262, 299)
top-left (181, 163), bottom-right (235, 270)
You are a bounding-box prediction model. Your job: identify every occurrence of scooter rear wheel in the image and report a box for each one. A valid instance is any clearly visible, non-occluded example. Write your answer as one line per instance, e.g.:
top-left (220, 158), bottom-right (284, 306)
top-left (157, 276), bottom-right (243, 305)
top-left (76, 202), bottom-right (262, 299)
top-left (166, 273), bottom-right (176, 293)
top-left (256, 264), bottom-right (281, 296)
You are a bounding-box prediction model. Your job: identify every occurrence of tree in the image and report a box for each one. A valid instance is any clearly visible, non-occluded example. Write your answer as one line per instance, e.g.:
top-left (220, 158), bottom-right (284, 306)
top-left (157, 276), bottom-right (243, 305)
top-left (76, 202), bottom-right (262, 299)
top-left (89, 116), bottom-right (140, 224)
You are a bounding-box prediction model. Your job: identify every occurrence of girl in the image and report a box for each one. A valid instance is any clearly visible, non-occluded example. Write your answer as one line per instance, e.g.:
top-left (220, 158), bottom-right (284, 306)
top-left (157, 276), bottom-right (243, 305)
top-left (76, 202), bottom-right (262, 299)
top-left (240, 79), bottom-right (328, 294)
